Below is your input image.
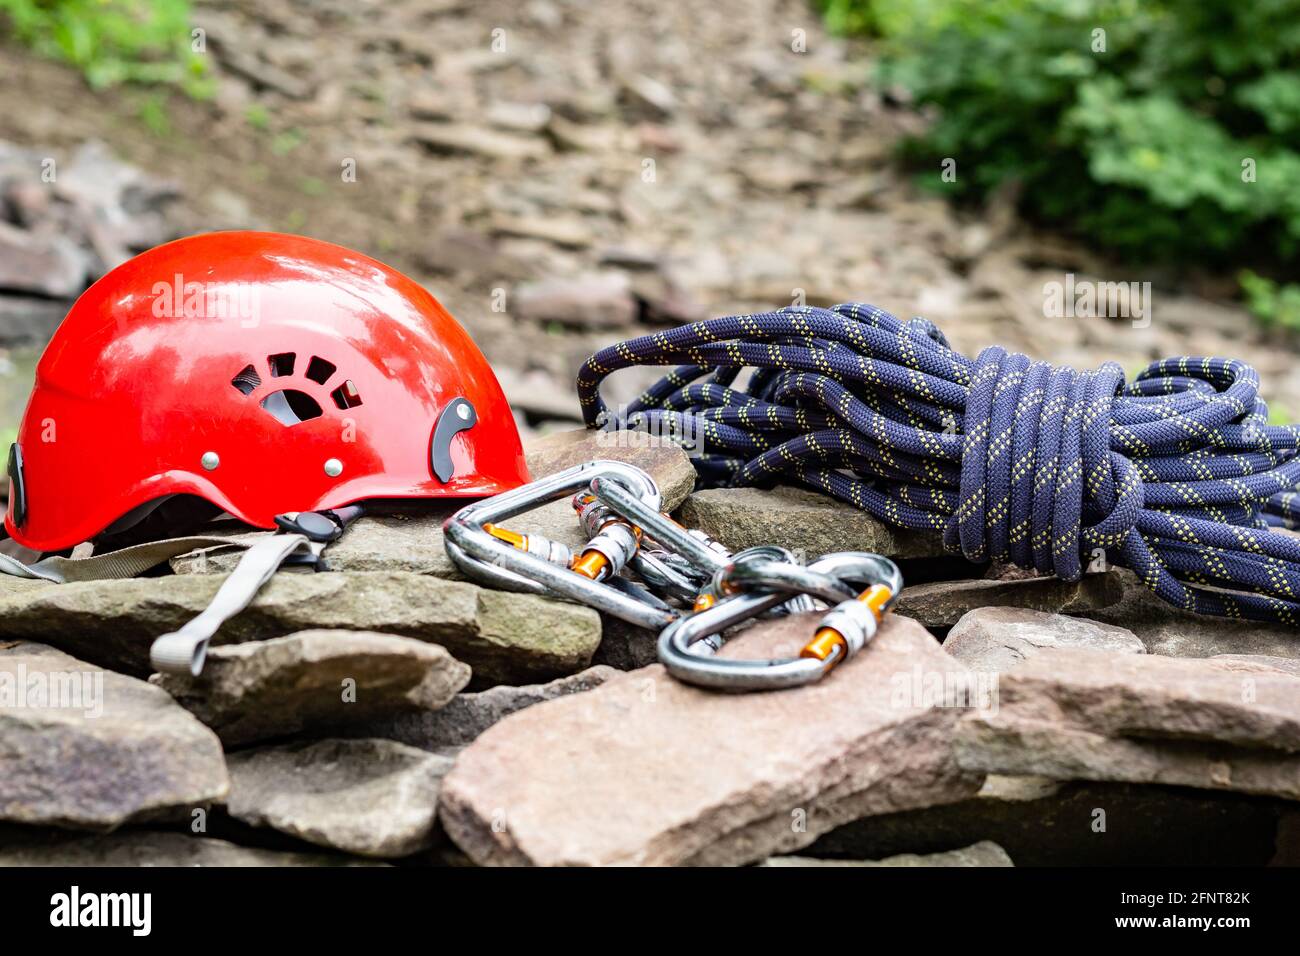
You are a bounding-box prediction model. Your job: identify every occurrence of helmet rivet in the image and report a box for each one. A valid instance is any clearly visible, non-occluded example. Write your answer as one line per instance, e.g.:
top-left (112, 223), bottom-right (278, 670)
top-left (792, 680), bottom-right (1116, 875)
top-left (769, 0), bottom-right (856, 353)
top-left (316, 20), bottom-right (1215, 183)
top-left (456, 402), bottom-right (471, 420)
top-left (324, 458), bottom-right (343, 477)
top-left (201, 451), bottom-right (220, 471)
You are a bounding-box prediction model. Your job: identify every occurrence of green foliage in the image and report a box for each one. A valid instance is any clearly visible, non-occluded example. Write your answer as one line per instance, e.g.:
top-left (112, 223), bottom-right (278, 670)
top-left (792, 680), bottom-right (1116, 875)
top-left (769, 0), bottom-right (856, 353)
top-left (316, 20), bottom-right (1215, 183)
top-left (1240, 270), bottom-right (1300, 333)
top-left (0, 0), bottom-right (211, 96)
top-left (826, 0), bottom-right (1300, 265)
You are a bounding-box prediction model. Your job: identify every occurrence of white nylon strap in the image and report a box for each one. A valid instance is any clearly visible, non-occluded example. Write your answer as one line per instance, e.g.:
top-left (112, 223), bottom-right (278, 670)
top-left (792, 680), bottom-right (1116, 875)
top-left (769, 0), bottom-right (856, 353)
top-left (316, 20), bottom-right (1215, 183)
top-left (149, 533), bottom-right (323, 677)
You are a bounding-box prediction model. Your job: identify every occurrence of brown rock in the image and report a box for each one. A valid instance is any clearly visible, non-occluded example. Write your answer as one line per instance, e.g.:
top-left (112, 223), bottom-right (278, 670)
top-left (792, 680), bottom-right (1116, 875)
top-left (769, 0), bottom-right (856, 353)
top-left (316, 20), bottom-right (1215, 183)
top-left (944, 607), bottom-right (1144, 673)
top-left (0, 572), bottom-right (600, 685)
top-left (493, 216), bottom-right (594, 250)
top-left (956, 649), bottom-right (1300, 799)
top-left (412, 123), bottom-right (550, 161)
top-left (0, 222), bottom-right (88, 298)
top-left (897, 573), bottom-right (1124, 630)
top-left (225, 738), bottom-right (451, 858)
top-left (1212, 655), bottom-right (1300, 677)
top-left (151, 629), bottom-right (471, 746)
top-left (438, 614), bottom-right (982, 866)
top-left (0, 642), bottom-right (228, 829)
top-left (675, 486), bottom-right (944, 562)
top-left (513, 273), bottom-right (637, 327)
top-left (344, 665), bottom-right (618, 753)
top-left (1088, 569), bottom-right (1300, 661)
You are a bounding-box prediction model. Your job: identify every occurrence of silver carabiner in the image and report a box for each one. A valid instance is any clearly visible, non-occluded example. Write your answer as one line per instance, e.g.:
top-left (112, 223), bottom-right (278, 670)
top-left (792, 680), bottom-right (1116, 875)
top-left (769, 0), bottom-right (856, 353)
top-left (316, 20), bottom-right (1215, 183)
top-left (444, 460), bottom-right (677, 630)
top-left (657, 551), bottom-right (903, 691)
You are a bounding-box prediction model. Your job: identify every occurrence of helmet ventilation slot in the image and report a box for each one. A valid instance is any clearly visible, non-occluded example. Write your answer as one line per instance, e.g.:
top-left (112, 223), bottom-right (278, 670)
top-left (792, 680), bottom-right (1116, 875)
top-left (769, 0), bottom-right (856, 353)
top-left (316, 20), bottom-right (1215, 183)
top-left (260, 389), bottom-right (324, 426)
top-left (233, 355), bottom-right (352, 421)
top-left (331, 380), bottom-right (364, 409)
top-left (306, 356), bottom-right (337, 384)
top-left (231, 364), bottom-right (261, 395)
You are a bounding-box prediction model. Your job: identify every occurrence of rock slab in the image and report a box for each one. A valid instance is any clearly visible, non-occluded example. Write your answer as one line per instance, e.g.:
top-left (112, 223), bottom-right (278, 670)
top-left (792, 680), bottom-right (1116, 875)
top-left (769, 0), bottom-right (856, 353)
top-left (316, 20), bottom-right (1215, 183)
top-left (957, 649), bottom-right (1300, 799)
top-left (944, 607), bottom-right (1144, 673)
top-left (151, 629), bottom-right (472, 746)
top-left (0, 641), bottom-right (228, 829)
top-left (226, 738), bottom-right (453, 859)
top-left (676, 485), bottom-right (943, 560)
top-left (348, 665), bottom-right (618, 753)
top-left (439, 614), bottom-right (982, 866)
top-left (0, 571), bottom-right (600, 685)
top-left (897, 573), bottom-right (1124, 629)
top-left (1088, 569), bottom-right (1300, 661)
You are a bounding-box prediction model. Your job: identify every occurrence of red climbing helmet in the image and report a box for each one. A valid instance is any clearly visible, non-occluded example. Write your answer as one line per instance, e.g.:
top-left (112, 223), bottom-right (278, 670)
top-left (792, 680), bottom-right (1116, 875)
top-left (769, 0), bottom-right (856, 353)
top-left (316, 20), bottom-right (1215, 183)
top-left (5, 230), bottom-right (529, 552)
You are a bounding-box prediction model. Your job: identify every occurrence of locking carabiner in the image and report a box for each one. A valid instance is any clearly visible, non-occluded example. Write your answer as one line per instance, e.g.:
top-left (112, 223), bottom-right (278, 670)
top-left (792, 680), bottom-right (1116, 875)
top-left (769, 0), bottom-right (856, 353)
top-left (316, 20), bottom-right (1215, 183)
top-left (657, 551), bottom-right (903, 691)
top-left (444, 460), bottom-right (678, 630)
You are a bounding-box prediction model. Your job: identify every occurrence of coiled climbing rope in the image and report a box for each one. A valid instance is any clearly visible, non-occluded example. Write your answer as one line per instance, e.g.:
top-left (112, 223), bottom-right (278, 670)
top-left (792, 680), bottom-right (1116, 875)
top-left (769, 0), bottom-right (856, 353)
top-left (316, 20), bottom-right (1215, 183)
top-left (577, 302), bottom-right (1300, 625)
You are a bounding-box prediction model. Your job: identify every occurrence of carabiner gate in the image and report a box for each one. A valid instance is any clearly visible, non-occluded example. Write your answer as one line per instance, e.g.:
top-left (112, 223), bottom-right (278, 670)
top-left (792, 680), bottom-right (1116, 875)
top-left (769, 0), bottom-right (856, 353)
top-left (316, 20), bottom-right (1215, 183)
top-left (444, 460), bottom-right (675, 630)
top-left (657, 551), bottom-right (903, 692)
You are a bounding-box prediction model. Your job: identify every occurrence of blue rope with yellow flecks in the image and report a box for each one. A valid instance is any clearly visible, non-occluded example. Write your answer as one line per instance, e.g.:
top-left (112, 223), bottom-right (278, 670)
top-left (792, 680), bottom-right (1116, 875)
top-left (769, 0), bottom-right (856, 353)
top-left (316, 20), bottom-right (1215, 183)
top-left (576, 302), bottom-right (1300, 625)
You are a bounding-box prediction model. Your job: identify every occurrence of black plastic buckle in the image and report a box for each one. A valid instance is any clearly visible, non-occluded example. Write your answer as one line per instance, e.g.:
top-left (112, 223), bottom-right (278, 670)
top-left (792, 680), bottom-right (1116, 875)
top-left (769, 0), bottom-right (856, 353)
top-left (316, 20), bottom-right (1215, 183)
top-left (7, 443), bottom-right (26, 528)
top-left (273, 503), bottom-right (365, 544)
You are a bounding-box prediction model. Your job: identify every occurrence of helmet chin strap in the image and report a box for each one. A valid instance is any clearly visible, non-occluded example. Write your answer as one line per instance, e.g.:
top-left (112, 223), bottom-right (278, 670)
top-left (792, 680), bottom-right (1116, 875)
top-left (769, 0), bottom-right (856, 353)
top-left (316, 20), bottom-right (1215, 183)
top-left (149, 532), bottom-right (325, 677)
top-left (0, 505), bottom-right (366, 677)
top-left (149, 504), bottom-right (366, 676)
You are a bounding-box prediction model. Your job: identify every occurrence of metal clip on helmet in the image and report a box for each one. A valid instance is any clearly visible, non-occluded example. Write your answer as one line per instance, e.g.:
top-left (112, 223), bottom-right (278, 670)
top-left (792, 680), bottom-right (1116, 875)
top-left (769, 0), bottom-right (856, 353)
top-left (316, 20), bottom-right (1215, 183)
top-left (4, 231), bottom-right (529, 551)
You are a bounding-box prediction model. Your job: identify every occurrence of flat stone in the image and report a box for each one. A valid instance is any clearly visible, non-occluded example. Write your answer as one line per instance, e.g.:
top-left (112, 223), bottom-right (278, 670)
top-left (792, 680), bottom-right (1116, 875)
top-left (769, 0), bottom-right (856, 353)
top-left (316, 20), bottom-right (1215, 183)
top-left (226, 739), bottom-right (452, 859)
top-left (675, 486), bottom-right (944, 562)
top-left (944, 607), bottom-right (1144, 673)
top-left (956, 649), bottom-right (1300, 799)
top-left (151, 629), bottom-right (472, 747)
top-left (0, 828), bottom-right (382, 866)
top-left (416, 228), bottom-right (530, 280)
top-left (485, 101), bottom-right (552, 134)
top-left (0, 641), bottom-right (227, 829)
top-left (897, 573), bottom-right (1124, 629)
top-left (619, 74), bottom-right (676, 119)
top-left (438, 614), bottom-right (982, 866)
top-left (413, 123), bottom-right (550, 160)
top-left (1087, 569), bottom-right (1300, 660)
top-left (0, 572), bottom-right (600, 685)
top-left (762, 841), bottom-right (1013, 867)
top-left (1212, 654), bottom-right (1300, 677)
top-left (0, 222), bottom-right (88, 298)
top-left (493, 216), bottom-right (594, 250)
top-left (513, 272), bottom-right (637, 327)
top-left (345, 665), bottom-right (618, 753)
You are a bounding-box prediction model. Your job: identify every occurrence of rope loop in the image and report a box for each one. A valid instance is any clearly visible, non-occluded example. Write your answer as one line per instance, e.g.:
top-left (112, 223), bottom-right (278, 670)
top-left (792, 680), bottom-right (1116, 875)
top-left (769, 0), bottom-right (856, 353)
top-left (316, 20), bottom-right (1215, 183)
top-left (578, 302), bottom-right (1300, 626)
top-left (945, 347), bottom-right (1144, 582)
